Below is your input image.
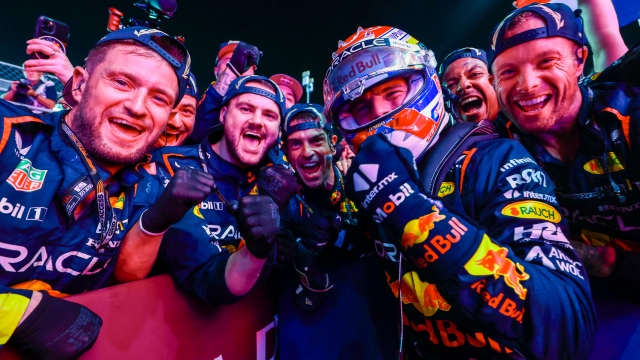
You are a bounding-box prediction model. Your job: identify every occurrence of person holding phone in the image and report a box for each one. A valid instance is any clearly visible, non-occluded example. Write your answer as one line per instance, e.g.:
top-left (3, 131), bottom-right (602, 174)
top-left (1, 62), bottom-right (57, 112)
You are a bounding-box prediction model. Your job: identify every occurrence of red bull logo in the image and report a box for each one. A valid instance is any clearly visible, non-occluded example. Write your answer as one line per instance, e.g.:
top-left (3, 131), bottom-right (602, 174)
top-left (386, 271), bottom-right (451, 317)
top-left (464, 236), bottom-right (530, 300)
top-left (401, 206), bottom-right (446, 250)
top-left (330, 190), bottom-right (341, 205)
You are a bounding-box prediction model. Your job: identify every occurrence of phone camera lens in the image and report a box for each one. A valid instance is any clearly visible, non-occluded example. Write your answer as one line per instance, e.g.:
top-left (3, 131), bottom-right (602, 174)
top-left (42, 20), bottom-right (55, 33)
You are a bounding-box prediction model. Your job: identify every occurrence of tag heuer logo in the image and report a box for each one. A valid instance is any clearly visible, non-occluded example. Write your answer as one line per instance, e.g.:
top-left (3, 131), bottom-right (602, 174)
top-left (7, 159), bottom-right (47, 192)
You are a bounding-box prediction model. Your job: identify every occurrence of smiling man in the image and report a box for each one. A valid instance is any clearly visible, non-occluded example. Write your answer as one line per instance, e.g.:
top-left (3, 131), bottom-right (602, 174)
top-left (491, 3), bottom-right (640, 301)
top-left (154, 72), bottom-right (199, 147)
top-left (147, 75), bottom-right (289, 305)
top-left (439, 48), bottom-right (499, 123)
top-left (0, 26), bottom-right (199, 359)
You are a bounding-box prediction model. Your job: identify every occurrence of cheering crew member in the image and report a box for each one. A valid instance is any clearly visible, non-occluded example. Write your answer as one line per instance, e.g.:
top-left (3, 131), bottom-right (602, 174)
top-left (276, 104), bottom-right (397, 359)
top-left (141, 75), bottom-right (291, 305)
top-left (438, 48), bottom-right (499, 123)
top-left (325, 26), bottom-right (594, 359)
top-left (0, 27), bottom-right (202, 359)
top-left (190, 41), bottom-right (262, 144)
top-left (490, 3), bottom-right (640, 300)
top-left (154, 72), bottom-right (199, 147)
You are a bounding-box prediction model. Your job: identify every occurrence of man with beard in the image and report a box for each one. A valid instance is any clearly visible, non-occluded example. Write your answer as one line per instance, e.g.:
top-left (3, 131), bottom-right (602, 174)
top-left (438, 48), bottom-right (500, 123)
top-left (190, 41), bottom-right (262, 144)
top-left (0, 27), bottom-right (209, 359)
top-left (276, 104), bottom-right (398, 359)
top-left (326, 26), bottom-right (594, 358)
top-left (154, 72), bottom-right (199, 147)
top-left (145, 75), bottom-right (290, 305)
top-left (491, 2), bottom-right (640, 301)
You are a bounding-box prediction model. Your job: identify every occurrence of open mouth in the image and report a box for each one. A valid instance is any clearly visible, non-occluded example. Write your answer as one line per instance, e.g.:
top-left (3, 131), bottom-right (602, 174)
top-left (242, 130), bottom-right (263, 150)
top-left (458, 95), bottom-right (484, 115)
top-left (109, 118), bottom-right (143, 139)
top-left (300, 161), bottom-right (322, 176)
top-left (516, 95), bottom-right (551, 113)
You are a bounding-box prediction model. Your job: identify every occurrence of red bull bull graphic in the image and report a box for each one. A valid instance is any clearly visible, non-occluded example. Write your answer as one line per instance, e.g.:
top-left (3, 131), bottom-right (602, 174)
top-left (401, 206), bottom-right (446, 250)
top-left (386, 271), bottom-right (451, 317)
top-left (464, 236), bottom-right (530, 300)
top-left (330, 190), bottom-right (341, 205)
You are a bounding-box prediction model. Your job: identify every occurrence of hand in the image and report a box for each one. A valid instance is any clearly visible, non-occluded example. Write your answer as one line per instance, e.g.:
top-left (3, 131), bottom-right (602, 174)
top-left (10, 291), bottom-right (102, 359)
top-left (275, 228), bottom-right (297, 269)
top-left (9, 81), bottom-right (18, 94)
top-left (142, 168), bottom-right (216, 233)
top-left (227, 42), bottom-right (262, 76)
top-left (335, 143), bottom-right (355, 175)
top-left (25, 38), bottom-right (75, 83)
top-left (345, 133), bottom-right (424, 221)
top-left (258, 164), bottom-right (301, 210)
top-left (26, 86), bottom-right (37, 97)
top-left (212, 65), bottom-right (237, 96)
top-left (226, 195), bottom-right (280, 259)
top-left (300, 212), bottom-right (341, 253)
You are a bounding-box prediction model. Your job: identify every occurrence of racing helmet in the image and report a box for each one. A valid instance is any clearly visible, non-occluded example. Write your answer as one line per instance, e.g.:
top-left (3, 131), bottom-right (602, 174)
top-left (323, 26), bottom-right (450, 158)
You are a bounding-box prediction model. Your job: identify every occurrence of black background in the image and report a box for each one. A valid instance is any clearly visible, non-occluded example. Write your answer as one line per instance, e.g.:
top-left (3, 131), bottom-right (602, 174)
top-left (1, 0), bottom-right (638, 104)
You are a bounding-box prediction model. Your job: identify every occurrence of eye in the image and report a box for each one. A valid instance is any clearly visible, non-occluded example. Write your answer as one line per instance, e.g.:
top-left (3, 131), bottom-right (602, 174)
top-left (539, 57), bottom-right (558, 68)
top-left (498, 68), bottom-right (515, 79)
top-left (114, 79), bottom-right (128, 87)
top-left (470, 72), bottom-right (483, 79)
top-left (153, 95), bottom-right (170, 105)
top-left (264, 111), bottom-right (278, 121)
top-left (239, 105), bottom-right (251, 113)
top-left (288, 140), bottom-right (301, 149)
top-left (181, 108), bottom-right (195, 116)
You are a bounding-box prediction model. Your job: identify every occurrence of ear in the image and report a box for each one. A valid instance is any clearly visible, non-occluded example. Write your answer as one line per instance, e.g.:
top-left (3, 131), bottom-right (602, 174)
top-left (575, 46), bottom-right (589, 75)
top-left (70, 66), bottom-right (88, 104)
top-left (331, 134), bottom-right (338, 145)
top-left (219, 106), bottom-right (228, 125)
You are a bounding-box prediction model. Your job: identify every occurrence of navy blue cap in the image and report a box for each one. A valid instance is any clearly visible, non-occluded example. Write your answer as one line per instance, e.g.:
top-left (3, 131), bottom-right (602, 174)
top-left (184, 72), bottom-right (199, 100)
top-left (283, 104), bottom-right (330, 137)
top-left (222, 75), bottom-right (287, 119)
top-left (438, 48), bottom-right (488, 77)
top-left (487, 3), bottom-right (585, 68)
top-left (63, 26), bottom-right (191, 108)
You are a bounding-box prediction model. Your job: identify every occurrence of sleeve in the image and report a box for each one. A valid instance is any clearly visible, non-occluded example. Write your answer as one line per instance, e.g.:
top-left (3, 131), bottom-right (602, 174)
top-left (190, 83), bottom-right (224, 144)
top-left (44, 83), bottom-right (57, 101)
top-left (0, 285), bottom-right (32, 349)
top-left (383, 140), bottom-right (595, 359)
top-left (159, 207), bottom-right (241, 306)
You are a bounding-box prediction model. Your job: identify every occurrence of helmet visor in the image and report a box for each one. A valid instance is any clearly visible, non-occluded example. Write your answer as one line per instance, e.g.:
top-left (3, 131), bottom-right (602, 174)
top-left (324, 46), bottom-right (430, 119)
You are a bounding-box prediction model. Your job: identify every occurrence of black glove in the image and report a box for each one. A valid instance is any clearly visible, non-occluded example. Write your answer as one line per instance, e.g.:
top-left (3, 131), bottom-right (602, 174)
top-left (258, 164), bottom-right (300, 210)
top-left (227, 41), bottom-right (262, 76)
top-left (10, 292), bottom-right (102, 360)
top-left (226, 195), bottom-right (279, 259)
top-left (294, 243), bottom-right (333, 310)
top-left (275, 228), bottom-right (297, 269)
top-left (299, 212), bottom-right (342, 253)
top-left (142, 168), bottom-right (216, 233)
top-left (619, 41), bottom-right (640, 88)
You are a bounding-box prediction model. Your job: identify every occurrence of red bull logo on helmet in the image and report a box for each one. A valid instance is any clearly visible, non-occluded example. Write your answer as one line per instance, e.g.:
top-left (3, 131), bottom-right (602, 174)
top-left (401, 206), bottom-right (446, 250)
top-left (386, 271), bottom-right (451, 317)
top-left (464, 235), bottom-right (530, 300)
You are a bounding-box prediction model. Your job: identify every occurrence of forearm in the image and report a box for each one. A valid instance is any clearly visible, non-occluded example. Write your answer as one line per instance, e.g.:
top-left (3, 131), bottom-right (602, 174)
top-left (35, 95), bottom-right (56, 109)
top-left (114, 223), bottom-right (164, 282)
top-left (1, 92), bottom-right (15, 101)
top-left (569, 240), bottom-right (616, 277)
top-left (224, 246), bottom-right (267, 296)
top-left (579, 0), bottom-right (628, 71)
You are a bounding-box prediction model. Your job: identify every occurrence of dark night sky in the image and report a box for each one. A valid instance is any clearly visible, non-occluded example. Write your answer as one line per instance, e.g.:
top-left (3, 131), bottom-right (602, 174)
top-left (1, 0), bottom-right (639, 104)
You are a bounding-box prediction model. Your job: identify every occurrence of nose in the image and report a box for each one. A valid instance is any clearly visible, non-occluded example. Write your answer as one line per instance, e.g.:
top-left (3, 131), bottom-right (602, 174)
top-left (125, 90), bottom-right (147, 118)
top-left (166, 109), bottom-right (182, 131)
top-left (370, 95), bottom-right (395, 119)
top-left (457, 76), bottom-right (472, 94)
top-left (516, 66), bottom-right (540, 93)
top-left (301, 142), bottom-right (314, 158)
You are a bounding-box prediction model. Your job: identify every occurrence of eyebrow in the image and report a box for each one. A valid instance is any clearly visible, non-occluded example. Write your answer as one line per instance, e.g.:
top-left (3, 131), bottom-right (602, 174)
top-left (103, 67), bottom-right (175, 100)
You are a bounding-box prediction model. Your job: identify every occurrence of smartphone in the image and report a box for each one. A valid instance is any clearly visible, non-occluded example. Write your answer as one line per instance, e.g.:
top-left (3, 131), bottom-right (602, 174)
top-left (31, 16), bottom-right (70, 59)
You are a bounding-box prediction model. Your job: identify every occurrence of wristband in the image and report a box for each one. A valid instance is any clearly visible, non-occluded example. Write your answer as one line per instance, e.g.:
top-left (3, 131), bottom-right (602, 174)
top-left (138, 210), bottom-right (169, 236)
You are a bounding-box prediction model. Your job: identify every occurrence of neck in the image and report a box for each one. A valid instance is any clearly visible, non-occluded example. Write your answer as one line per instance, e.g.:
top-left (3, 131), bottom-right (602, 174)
top-left (533, 93), bottom-right (583, 164)
top-left (211, 140), bottom-right (248, 169)
top-left (65, 111), bottom-right (122, 180)
top-left (324, 166), bottom-right (336, 191)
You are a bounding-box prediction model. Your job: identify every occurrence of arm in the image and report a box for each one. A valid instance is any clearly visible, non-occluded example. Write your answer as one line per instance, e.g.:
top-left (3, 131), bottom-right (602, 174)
top-left (31, 92), bottom-right (55, 109)
top-left (224, 246), bottom-right (267, 296)
top-left (347, 135), bottom-right (595, 359)
top-left (579, 0), bottom-right (628, 71)
top-left (191, 83), bottom-right (224, 144)
top-left (114, 225), bottom-right (164, 282)
top-left (1, 82), bottom-right (18, 101)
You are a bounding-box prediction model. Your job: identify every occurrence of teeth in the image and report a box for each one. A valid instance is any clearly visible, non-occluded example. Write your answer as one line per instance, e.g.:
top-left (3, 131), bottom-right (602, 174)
top-left (517, 96), bottom-right (547, 107)
top-left (244, 131), bottom-right (260, 137)
top-left (303, 162), bottom-right (318, 168)
top-left (112, 119), bottom-right (142, 131)
top-left (461, 96), bottom-right (481, 105)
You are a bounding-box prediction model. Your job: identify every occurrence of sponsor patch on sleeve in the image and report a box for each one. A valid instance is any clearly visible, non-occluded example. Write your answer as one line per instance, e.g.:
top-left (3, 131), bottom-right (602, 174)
top-left (501, 201), bottom-right (560, 223)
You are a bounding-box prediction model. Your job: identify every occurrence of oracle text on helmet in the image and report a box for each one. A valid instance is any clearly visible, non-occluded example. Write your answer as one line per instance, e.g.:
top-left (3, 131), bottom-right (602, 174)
top-left (326, 38), bottom-right (390, 75)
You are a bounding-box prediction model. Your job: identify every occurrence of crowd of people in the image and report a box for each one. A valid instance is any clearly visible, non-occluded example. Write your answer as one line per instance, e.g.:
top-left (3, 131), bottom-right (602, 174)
top-left (0, 0), bottom-right (639, 359)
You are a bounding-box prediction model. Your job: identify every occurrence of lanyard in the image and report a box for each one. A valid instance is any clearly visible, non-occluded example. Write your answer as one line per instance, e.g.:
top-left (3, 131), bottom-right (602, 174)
top-left (59, 120), bottom-right (117, 251)
top-left (335, 167), bottom-right (356, 225)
